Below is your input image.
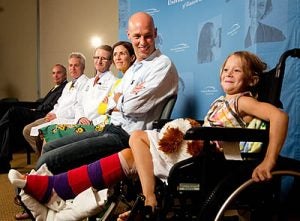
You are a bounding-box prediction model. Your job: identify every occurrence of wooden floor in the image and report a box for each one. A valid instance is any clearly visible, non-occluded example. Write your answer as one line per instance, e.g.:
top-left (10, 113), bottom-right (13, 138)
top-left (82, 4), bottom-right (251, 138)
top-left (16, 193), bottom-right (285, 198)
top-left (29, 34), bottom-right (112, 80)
top-left (0, 152), bottom-right (37, 221)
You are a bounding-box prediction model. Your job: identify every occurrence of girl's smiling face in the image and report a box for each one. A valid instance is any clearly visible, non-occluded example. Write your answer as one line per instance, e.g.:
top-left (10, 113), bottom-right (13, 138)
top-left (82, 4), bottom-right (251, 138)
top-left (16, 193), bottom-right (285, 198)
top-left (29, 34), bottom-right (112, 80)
top-left (220, 55), bottom-right (250, 96)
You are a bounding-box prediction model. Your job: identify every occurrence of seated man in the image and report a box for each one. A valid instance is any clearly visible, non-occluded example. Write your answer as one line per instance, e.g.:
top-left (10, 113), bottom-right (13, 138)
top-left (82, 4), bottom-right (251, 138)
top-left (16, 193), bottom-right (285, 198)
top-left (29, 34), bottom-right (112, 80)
top-left (0, 64), bottom-right (67, 173)
top-left (23, 52), bottom-right (89, 154)
top-left (75, 45), bottom-right (117, 125)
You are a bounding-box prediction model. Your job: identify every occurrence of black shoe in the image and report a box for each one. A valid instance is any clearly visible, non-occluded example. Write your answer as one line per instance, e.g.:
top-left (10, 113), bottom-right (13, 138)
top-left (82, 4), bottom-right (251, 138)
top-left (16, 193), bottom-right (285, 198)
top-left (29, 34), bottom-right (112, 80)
top-left (14, 195), bottom-right (35, 220)
top-left (0, 160), bottom-right (11, 173)
top-left (15, 210), bottom-right (30, 220)
top-left (127, 195), bottom-right (158, 221)
top-left (142, 205), bottom-right (157, 221)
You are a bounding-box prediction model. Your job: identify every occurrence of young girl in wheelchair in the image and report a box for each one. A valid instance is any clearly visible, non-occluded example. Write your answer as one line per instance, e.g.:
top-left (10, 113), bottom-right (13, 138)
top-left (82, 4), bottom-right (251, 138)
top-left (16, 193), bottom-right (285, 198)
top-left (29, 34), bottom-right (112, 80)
top-left (8, 51), bottom-right (288, 220)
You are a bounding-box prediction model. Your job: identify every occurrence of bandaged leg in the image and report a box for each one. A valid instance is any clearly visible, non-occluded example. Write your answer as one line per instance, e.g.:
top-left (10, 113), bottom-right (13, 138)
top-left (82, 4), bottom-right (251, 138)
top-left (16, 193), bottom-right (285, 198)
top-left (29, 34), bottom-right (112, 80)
top-left (8, 152), bottom-right (131, 204)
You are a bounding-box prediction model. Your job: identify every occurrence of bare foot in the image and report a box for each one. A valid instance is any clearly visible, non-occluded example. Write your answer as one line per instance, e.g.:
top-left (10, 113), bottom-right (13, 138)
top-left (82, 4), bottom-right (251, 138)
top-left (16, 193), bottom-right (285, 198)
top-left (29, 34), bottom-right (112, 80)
top-left (117, 210), bottom-right (131, 221)
top-left (144, 194), bottom-right (157, 211)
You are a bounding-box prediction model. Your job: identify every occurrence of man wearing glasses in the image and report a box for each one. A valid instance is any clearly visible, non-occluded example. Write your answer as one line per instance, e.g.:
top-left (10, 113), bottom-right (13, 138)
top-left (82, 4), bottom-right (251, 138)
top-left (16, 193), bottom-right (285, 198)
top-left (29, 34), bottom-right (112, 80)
top-left (76, 45), bottom-right (117, 125)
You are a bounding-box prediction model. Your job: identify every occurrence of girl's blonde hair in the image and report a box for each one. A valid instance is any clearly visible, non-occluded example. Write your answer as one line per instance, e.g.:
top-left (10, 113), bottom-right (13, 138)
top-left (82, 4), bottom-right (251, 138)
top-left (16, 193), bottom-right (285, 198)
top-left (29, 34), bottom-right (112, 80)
top-left (221, 51), bottom-right (267, 95)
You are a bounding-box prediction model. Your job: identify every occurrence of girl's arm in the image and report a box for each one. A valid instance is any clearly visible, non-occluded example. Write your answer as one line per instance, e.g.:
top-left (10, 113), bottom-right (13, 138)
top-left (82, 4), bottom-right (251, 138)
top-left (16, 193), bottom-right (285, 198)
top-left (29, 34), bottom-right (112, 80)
top-left (238, 96), bottom-right (289, 182)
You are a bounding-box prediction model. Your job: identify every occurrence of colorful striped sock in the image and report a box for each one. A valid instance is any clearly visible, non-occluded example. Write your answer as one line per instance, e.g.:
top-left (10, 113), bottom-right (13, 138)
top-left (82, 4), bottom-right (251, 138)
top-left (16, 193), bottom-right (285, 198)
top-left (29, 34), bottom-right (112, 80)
top-left (24, 153), bottom-right (124, 203)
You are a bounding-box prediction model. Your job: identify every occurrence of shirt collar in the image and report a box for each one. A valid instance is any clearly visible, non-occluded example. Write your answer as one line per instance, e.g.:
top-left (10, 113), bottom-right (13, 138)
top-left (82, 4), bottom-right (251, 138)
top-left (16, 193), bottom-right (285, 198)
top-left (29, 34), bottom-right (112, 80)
top-left (131, 49), bottom-right (160, 72)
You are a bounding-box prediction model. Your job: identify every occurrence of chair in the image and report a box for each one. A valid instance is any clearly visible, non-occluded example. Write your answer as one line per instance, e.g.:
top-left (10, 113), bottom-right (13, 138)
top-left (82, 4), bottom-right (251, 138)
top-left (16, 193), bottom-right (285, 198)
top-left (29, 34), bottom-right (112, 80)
top-left (0, 97), bottom-right (19, 117)
top-left (0, 97), bottom-right (42, 165)
top-left (0, 97), bottom-right (19, 102)
top-left (159, 94), bottom-right (177, 120)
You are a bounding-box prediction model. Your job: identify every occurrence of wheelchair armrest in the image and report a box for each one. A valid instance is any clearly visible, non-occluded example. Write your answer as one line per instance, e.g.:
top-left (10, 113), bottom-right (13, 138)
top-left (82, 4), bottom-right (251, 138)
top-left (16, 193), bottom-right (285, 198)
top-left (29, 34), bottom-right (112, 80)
top-left (152, 119), bottom-right (173, 129)
top-left (152, 119), bottom-right (204, 130)
top-left (184, 127), bottom-right (269, 142)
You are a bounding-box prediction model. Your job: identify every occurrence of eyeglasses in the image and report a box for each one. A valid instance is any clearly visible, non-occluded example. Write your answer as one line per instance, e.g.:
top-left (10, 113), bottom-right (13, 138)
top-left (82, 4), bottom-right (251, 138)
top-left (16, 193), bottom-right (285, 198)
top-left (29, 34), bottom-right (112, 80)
top-left (93, 56), bottom-right (111, 61)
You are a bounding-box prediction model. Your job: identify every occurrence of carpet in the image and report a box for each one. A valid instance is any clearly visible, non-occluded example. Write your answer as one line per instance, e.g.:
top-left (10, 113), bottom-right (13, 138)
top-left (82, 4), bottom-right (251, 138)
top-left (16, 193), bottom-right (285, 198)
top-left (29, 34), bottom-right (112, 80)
top-left (0, 152), bottom-right (37, 221)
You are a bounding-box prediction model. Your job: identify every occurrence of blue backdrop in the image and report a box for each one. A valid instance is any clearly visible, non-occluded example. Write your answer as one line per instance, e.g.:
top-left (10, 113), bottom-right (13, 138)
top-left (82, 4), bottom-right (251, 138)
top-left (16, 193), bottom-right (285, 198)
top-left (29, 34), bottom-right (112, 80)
top-left (118, 0), bottom-right (300, 160)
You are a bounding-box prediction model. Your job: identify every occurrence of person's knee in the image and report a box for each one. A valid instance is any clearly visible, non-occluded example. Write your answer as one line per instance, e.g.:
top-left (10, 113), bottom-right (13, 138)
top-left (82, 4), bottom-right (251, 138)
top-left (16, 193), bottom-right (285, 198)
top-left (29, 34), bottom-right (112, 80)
top-left (35, 156), bottom-right (46, 171)
top-left (120, 148), bottom-right (134, 169)
top-left (36, 153), bottom-right (52, 171)
top-left (41, 143), bottom-right (50, 154)
top-left (129, 130), bottom-right (147, 148)
top-left (119, 149), bottom-right (136, 176)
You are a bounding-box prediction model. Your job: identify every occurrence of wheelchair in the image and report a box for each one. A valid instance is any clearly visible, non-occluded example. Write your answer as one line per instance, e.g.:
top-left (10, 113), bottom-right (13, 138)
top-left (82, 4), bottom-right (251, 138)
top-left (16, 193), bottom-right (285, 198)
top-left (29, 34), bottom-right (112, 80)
top-left (99, 48), bottom-right (300, 221)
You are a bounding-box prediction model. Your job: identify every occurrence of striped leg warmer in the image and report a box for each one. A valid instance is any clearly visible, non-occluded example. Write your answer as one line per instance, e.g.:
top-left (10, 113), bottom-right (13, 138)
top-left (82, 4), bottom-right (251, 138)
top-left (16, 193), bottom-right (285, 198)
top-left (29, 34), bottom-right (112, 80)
top-left (24, 153), bottom-right (124, 203)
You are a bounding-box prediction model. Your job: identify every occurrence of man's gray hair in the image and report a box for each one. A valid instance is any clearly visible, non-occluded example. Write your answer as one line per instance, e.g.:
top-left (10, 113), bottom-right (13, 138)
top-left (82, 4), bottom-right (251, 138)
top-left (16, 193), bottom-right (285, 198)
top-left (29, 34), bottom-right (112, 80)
top-left (69, 52), bottom-right (86, 68)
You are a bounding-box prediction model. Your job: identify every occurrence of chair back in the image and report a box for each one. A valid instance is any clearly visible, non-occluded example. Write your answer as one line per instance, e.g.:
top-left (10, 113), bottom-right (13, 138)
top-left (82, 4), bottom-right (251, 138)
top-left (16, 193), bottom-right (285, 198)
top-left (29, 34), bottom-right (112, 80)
top-left (257, 48), bottom-right (300, 108)
top-left (159, 94), bottom-right (177, 120)
top-left (0, 97), bottom-right (19, 102)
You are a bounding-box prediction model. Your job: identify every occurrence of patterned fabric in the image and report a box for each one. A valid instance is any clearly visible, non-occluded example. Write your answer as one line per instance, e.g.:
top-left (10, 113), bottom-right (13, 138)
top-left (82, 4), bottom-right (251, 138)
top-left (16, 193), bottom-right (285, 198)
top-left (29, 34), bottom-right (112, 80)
top-left (203, 92), bottom-right (251, 128)
top-left (203, 92), bottom-right (266, 153)
top-left (240, 118), bottom-right (267, 153)
top-left (39, 79), bottom-right (122, 143)
top-left (40, 115), bottom-right (110, 143)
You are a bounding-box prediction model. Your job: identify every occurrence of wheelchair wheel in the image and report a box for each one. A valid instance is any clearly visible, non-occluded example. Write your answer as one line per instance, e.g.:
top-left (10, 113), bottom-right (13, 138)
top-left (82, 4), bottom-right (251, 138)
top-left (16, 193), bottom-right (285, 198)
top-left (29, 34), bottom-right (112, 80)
top-left (196, 173), bottom-right (244, 221)
top-left (196, 167), bottom-right (280, 221)
top-left (214, 170), bottom-right (300, 221)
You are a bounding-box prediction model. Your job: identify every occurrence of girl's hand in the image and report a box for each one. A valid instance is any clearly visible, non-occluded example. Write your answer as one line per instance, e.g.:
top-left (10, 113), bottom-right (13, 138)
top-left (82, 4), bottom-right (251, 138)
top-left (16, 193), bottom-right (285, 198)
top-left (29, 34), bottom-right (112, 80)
top-left (117, 211), bottom-right (131, 221)
top-left (252, 157), bottom-right (275, 182)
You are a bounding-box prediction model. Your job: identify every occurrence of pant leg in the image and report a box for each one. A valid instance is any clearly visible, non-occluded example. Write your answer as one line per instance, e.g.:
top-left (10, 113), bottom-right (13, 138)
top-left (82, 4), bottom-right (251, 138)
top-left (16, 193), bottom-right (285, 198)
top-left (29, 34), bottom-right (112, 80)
top-left (36, 124), bottom-right (130, 174)
top-left (0, 106), bottom-right (43, 128)
top-left (0, 106), bottom-right (44, 161)
top-left (41, 129), bottom-right (105, 154)
top-left (23, 118), bottom-right (46, 153)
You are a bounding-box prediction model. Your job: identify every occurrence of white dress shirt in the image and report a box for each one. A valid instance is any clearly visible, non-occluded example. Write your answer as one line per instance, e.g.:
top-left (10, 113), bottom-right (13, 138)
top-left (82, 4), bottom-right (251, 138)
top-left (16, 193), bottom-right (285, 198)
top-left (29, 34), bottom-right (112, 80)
top-left (75, 71), bottom-right (117, 122)
top-left (110, 49), bottom-right (179, 134)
